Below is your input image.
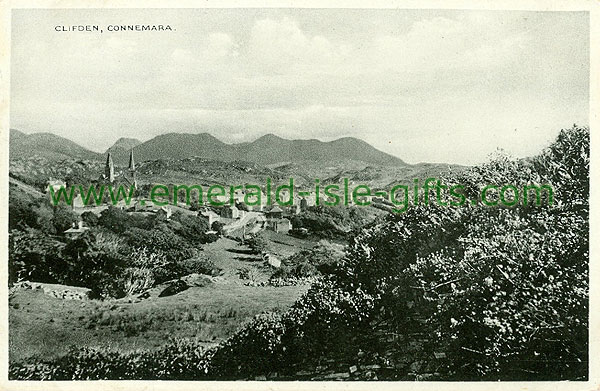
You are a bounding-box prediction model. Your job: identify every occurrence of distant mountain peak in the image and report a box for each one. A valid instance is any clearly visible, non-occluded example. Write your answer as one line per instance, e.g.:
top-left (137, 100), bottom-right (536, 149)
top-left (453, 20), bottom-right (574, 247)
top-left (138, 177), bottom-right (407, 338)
top-left (10, 128), bottom-right (26, 140)
top-left (107, 137), bottom-right (142, 152)
top-left (9, 130), bottom-right (101, 161)
top-left (255, 133), bottom-right (285, 142)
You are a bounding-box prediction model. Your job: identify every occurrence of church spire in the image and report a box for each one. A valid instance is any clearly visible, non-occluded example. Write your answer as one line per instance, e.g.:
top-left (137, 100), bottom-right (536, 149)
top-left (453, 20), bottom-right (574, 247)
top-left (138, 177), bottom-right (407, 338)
top-left (129, 149), bottom-right (137, 189)
top-left (105, 152), bottom-right (115, 182)
top-left (128, 149), bottom-right (136, 171)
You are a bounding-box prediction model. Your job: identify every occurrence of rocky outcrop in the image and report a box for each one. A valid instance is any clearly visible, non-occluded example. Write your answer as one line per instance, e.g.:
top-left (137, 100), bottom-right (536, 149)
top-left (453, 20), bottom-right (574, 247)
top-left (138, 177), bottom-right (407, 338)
top-left (11, 281), bottom-right (91, 300)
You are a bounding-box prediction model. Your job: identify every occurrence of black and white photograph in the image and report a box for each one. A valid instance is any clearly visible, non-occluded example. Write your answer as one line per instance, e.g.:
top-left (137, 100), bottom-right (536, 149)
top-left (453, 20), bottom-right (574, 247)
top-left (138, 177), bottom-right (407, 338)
top-left (1, 1), bottom-right (596, 387)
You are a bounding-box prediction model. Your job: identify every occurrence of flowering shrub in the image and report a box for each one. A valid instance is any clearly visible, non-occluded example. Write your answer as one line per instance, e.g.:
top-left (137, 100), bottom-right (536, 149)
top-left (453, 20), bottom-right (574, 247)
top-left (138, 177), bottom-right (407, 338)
top-left (9, 339), bottom-right (213, 380)
top-left (344, 126), bottom-right (589, 380)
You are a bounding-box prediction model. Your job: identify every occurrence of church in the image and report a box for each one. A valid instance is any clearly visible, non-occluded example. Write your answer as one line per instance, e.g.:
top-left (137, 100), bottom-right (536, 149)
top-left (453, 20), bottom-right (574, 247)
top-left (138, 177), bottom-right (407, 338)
top-left (100, 148), bottom-right (138, 190)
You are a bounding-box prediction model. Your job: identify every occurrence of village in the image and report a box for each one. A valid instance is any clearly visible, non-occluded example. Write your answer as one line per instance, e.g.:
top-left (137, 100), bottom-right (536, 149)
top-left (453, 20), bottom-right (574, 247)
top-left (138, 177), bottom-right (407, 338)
top-left (49, 149), bottom-right (381, 242)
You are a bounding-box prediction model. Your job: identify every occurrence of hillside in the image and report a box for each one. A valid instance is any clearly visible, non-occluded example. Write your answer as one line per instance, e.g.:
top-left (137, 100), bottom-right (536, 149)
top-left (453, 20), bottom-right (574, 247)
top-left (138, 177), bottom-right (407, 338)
top-left (106, 132), bottom-right (406, 167)
top-left (106, 137), bottom-right (142, 154)
top-left (233, 134), bottom-right (405, 166)
top-left (9, 129), bottom-right (101, 161)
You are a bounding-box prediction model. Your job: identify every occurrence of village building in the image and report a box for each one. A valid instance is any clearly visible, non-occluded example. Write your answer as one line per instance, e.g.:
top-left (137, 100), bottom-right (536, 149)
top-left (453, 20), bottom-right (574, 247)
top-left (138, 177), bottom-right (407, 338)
top-left (199, 209), bottom-right (220, 227)
top-left (63, 221), bottom-right (90, 238)
top-left (266, 206), bottom-right (283, 219)
top-left (210, 194), bottom-right (230, 206)
top-left (133, 198), bottom-right (153, 212)
top-left (221, 205), bottom-right (240, 219)
top-left (244, 190), bottom-right (266, 211)
top-left (46, 178), bottom-right (66, 194)
top-left (71, 194), bottom-right (88, 210)
top-left (266, 217), bottom-right (292, 234)
top-left (232, 188), bottom-right (245, 203)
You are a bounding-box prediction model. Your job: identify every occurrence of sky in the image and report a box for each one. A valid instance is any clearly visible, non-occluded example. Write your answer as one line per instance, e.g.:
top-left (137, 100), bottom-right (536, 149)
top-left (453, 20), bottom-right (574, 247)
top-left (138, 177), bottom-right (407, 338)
top-left (10, 9), bottom-right (589, 164)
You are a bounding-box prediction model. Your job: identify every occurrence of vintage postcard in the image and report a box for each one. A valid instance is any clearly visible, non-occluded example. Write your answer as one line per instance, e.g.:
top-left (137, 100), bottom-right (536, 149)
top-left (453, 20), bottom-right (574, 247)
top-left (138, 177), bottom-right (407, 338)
top-left (0, 1), bottom-right (597, 390)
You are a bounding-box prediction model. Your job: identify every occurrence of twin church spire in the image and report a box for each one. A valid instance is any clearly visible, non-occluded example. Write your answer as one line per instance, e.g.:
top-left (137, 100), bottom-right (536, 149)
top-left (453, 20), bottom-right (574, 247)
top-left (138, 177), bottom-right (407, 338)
top-left (104, 149), bottom-right (137, 189)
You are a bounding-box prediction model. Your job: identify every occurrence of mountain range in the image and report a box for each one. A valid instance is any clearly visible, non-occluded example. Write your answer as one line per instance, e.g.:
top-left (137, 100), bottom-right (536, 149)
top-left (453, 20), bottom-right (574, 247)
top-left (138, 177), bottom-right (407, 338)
top-left (9, 129), bottom-right (406, 167)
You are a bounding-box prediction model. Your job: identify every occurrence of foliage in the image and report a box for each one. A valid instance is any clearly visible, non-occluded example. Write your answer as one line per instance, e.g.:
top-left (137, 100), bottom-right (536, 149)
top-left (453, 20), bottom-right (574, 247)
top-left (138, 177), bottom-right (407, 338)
top-left (273, 240), bottom-right (346, 280)
top-left (51, 205), bottom-right (79, 233)
top-left (338, 125), bottom-right (589, 380)
top-left (80, 211), bottom-right (99, 226)
top-left (172, 212), bottom-right (216, 244)
top-left (246, 232), bottom-right (269, 254)
top-left (9, 340), bottom-right (213, 380)
top-left (62, 230), bottom-right (128, 298)
top-left (212, 221), bottom-right (226, 235)
top-left (178, 256), bottom-right (223, 277)
top-left (209, 279), bottom-right (376, 378)
top-left (120, 247), bottom-right (168, 296)
top-left (8, 191), bottom-right (77, 235)
top-left (124, 225), bottom-right (198, 265)
top-left (237, 266), bottom-right (262, 282)
top-left (9, 228), bottom-right (66, 283)
top-left (98, 206), bottom-right (130, 234)
top-left (290, 205), bottom-right (373, 238)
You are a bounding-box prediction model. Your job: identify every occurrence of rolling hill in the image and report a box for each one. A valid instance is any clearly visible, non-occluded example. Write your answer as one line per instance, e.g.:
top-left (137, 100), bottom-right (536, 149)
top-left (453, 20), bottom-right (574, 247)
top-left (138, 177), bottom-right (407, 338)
top-left (9, 129), bottom-right (101, 161)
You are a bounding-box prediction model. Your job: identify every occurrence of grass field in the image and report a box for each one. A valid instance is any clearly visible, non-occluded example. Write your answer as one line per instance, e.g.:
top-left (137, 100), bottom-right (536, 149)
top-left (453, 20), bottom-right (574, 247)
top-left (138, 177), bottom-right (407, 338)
top-left (9, 236), bottom-right (313, 364)
top-left (10, 282), bottom-right (309, 363)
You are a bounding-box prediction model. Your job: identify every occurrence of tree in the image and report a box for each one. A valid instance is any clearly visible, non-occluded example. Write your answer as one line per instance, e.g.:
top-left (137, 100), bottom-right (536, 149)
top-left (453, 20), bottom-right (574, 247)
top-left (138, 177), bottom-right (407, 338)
top-left (173, 213), bottom-right (213, 244)
top-left (212, 221), bottom-right (225, 235)
top-left (98, 206), bottom-right (129, 234)
top-left (52, 205), bottom-right (78, 233)
top-left (9, 189), bottom-right (39, 231)
top-left (62, 229), bottom-right (127, 296)
top-left (81, 211), bottom-right (99, 226)
top-left (32, 202), bottom-right (56, 234)
top-left (246, 232), bottom-right (269, 254)
top-left (9, 228), bottom-right (65, 283)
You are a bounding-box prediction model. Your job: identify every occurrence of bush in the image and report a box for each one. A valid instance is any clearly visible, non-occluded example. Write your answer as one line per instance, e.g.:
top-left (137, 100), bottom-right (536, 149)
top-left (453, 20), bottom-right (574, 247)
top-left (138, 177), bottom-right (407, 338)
top-left (178, 257), bottom-right (223, 277)
top-left (117, 247), bottom-right (169, 296)
top-left (62, 230), bottom-right (128, 298)
top-left (290, 205), bottom-right (374, 238)
top-left (124, 225), bottom-right (199, 265)
top-left (81, 211), bottom-right (99, 227)
top-left (172, 213), bottom-right (216, 244)
top-left (9, 339), bottom-right (213, 380)
top-left (246, 232), bottom-right (269, 254)
top-left (338, 126), bottom-right (589, 380)
top-left (277, 240), bottom-right (346, 280)
top-left (237, 266), bottom-right (261, 282)
top-left (98, 206), bottom-right (130, 234)
top-left (9, 228), bottom-right (66, 283)
top-left (51, 205), bottom-right (78, 233)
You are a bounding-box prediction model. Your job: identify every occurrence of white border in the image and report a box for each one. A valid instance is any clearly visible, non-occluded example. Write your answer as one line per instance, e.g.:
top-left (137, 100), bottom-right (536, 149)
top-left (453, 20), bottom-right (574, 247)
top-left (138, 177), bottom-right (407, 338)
top-left (0, 1), bottom-right (597, 390)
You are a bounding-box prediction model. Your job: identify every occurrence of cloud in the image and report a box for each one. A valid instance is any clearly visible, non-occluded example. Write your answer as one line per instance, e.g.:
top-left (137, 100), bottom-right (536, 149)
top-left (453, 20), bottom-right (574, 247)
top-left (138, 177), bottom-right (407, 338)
top-left (246, 17), bottom-right (339, 72)
top-left (10, 10), bottom-right (589, 164)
